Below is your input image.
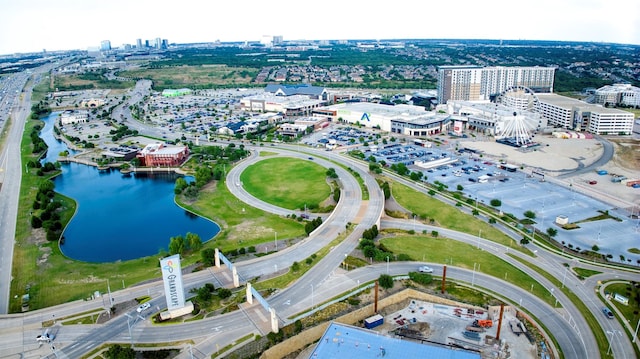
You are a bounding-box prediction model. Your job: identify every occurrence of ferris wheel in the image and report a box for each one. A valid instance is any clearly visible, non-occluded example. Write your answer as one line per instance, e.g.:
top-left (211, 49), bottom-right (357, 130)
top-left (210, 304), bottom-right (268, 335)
top-left (494, 86), bottom-right (540, 146)
top-left (496, 85), bottom-right (540, 112)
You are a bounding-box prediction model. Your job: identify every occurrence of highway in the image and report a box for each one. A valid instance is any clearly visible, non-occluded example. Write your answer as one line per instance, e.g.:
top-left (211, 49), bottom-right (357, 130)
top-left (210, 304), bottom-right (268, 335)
top-left (0, 72), bottom-right (637, 358)
top-left (0, 67), bottom-right (52, 314)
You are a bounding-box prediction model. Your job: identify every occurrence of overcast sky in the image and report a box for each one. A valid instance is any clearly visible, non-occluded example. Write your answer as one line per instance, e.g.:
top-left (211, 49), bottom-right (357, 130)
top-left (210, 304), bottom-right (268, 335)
top-left (1, 0), bottom-right (639, 55)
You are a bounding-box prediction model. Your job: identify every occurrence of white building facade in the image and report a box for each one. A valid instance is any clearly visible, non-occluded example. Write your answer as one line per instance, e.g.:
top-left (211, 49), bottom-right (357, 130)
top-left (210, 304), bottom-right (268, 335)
top-left (437, 66), bottom-right (556, 103)
top-left (594, 84), bottom-right (640, 108)
top-left (537, 94), bottom-right (634, 135)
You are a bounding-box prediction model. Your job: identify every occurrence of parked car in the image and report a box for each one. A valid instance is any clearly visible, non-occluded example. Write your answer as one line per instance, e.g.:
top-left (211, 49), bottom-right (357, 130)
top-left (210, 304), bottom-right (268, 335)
top-left (137, 302), bottom-right (151, 313)
top-left (602, 307), bottom-right (614, 319)
top-left (418, 265), bottom-right (433, 273)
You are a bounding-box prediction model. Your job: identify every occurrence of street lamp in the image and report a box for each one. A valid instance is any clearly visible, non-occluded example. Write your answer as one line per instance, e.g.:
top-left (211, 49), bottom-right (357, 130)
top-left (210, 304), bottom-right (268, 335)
top-left (274, 231), bottom-right (277, 251)
top-left (477, 230), bottom-right (481, 250)
top-left (311, 284), bottom-right (314, 308)
top-left (124, 313), bottom-right (142, 349)
top-left (386, 256), bottom-right (389, 274)
top-left (607, 330), bottom-right (621, 355)
top-left (472, 263), bottom-right (479, 286)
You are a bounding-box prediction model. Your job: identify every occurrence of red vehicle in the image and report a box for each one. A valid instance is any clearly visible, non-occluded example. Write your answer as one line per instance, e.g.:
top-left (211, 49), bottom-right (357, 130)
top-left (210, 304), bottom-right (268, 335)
top-left (588, 180), bottom-right (597, 185)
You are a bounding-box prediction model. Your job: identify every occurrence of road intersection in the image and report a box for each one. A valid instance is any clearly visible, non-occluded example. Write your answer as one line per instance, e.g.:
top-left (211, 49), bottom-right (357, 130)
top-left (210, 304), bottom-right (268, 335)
top-left (0, 72), bottom-right (637, 358)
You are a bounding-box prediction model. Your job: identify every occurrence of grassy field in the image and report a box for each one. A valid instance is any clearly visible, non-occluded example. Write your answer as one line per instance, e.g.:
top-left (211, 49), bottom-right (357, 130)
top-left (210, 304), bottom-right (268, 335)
top-left (380, 235), bottom-right (555, 306)
top-left (606, 282), bottom-right (640, 324)
top-left (240, 157), bottom-right (331, 211)
top-left (120, 65), bottom-right (259, 90)
top-left (389, 179), bottom-right (526, 251)
top-left (176, 178), bottom-right (306, 251)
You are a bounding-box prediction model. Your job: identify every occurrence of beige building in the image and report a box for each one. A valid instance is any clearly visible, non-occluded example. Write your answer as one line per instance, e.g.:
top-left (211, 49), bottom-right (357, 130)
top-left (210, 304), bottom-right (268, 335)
top-left (59, 110), bottom-right (88, 125)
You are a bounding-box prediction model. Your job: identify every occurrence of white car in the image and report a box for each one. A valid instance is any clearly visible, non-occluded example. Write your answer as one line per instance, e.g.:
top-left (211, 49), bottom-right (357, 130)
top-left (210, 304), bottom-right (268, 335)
top-left (137, 302), bottom-right (151, 313)
top-left (418, 265), bottom-right (433, 273)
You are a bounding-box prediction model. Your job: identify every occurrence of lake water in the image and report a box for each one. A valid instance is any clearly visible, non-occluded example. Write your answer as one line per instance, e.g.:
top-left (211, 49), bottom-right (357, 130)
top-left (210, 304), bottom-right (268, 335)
top-left (40, 113), bottom-right (220, 262)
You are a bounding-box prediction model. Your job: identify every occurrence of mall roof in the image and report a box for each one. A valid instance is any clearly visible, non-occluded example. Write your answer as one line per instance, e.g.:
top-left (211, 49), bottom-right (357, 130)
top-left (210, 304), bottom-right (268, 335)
top-left (309, 322), bottom-right (480, 359)
top-left (264, 83), bottom-right (325, 97)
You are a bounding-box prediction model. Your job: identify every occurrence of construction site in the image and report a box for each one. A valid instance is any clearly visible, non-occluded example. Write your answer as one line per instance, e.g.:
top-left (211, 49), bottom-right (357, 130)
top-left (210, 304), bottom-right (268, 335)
top-left (373, 300), bottom-right (546, 359)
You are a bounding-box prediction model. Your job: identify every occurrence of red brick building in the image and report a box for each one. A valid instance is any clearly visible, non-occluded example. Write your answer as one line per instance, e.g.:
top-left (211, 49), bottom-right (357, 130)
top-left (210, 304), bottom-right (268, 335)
top-left (137, 143), bottom-right (189, 167)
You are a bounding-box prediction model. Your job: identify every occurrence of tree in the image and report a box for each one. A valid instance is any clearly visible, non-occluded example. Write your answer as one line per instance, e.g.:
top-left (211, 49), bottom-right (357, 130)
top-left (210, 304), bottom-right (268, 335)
top-left (174, 177), bottom-right (188, 194)
top-left (523, 210), bottom-right (536, 219)
top-left (381, 182), bottom-right (391, 199)
top-left (490, 199), bottom-right (502, 207)
top-left (169, 236), bottom-right (185, 255)
top-left (409, 171), bottom-right (423, 181)
top-left (186, 232), bottom-right (202, 251)
top-left (378, 274), bottom-right (394, 290)
top-left (104, 344), bottom-right (135, 359)
top-left (546, 227), bottom-right (558, 238)
top-left (520, 237), bottom-right (530, 245)
top-left (197, 286), bottom-right (212, 302)
top-left (217, 288), bottom-right (232, 299)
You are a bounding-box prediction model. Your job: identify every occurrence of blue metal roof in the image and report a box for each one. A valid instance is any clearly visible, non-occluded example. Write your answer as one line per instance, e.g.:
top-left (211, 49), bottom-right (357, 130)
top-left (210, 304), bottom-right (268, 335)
top-left (310, 322), bottom-right (481, 359)
top-left (264, 83), bottom-right (325, 97)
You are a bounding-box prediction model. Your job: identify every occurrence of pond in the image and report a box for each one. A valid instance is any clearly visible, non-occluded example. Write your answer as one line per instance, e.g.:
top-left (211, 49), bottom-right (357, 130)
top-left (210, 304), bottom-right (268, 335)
top-left (40, 113), bottom-right (220, 262)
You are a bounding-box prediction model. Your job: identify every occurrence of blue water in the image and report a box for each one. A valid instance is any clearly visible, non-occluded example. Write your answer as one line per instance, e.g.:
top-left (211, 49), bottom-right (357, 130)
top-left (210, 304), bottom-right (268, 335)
top-left (39, 113), bottom-right (220, 263)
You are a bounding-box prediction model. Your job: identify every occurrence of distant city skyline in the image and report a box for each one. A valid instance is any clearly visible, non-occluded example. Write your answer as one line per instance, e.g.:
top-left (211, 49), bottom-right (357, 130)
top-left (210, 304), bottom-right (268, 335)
top-left (1, 0), bottom-right (639, 55)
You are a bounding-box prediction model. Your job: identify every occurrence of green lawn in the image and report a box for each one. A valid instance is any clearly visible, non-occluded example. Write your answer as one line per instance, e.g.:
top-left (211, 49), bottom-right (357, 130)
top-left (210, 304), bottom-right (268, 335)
top-left (240, 157), bottom-right (331, 211)
top-left (389, 180), bottom-right (527, 251)
top-left (177, 178), bottom-right (306, 251)
top-left (380, 235), bottom-right (554, 306)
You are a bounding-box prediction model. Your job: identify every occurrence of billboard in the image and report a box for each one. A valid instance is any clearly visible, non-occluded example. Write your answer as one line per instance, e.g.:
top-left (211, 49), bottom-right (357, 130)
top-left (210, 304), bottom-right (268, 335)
top-left (454, 120), bottom-right (463, 135)
top-left (160, 254), bottom-right (186, 310)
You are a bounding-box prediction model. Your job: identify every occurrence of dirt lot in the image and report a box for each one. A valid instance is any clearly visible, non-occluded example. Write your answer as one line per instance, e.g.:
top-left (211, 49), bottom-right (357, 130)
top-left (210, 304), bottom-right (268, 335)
top-left (459, 135), bottom-right (640, 209)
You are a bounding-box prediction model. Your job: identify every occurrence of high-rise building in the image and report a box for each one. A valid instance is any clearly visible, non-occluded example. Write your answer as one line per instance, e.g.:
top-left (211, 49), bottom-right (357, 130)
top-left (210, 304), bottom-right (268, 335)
top-left (100, 40), bottom-right (111, 51)
top-left (155, 38), bottom-right (162, 49)
top-left (437, 66), bottom-right (556, 103)
top-left (136, 38), bottom-right (143, 49)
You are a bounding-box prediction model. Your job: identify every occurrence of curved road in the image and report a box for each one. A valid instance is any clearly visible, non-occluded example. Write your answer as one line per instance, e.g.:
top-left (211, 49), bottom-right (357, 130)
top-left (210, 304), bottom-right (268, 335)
top-left (0, 75), bottom-right (636, 358)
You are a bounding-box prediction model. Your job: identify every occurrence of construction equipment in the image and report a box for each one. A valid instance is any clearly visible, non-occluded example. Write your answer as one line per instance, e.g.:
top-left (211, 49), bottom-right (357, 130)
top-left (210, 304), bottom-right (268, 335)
top-left (473, 319), bottom-right (493, 328)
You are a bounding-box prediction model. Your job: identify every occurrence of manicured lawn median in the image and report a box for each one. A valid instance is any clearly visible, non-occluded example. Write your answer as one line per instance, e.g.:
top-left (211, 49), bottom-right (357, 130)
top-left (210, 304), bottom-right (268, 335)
top-left (380, 235), bottom-right (553, 305)
top-left (240, 157), bottom-right (331, 211)
top-left (389, 179), bottom-right (526, 251)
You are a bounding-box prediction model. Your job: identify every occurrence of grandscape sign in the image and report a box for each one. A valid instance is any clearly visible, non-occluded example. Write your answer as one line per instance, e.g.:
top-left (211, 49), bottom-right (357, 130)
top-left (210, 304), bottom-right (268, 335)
top-left (160, 254), bottom-right (186, 310)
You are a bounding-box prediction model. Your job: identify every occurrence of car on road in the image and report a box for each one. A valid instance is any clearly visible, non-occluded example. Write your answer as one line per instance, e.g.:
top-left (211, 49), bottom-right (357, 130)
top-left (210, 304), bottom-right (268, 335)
top-left (602, 307), bottom-right (614, 319)
top-left (137, 302), bottom-right (151, 313)
top-left (418, 265), bottom-right (433, 273)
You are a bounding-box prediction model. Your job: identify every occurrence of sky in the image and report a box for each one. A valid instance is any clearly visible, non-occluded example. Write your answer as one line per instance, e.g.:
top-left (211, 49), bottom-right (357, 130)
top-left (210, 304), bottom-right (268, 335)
top-left (1, 0), bottom-right (639, 55)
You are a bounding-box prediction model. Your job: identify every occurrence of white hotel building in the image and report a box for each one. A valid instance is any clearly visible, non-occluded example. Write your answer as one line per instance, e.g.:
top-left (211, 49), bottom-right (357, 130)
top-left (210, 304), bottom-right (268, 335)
top-left (437, 65), bottom-right (556, 103)
top-left (536, 94), bottom-right (634, 135)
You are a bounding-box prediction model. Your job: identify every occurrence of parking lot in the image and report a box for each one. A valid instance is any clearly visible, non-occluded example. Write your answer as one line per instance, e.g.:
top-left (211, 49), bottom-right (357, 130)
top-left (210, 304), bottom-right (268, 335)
top-left (360, 142), bottom-right (640, 264)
